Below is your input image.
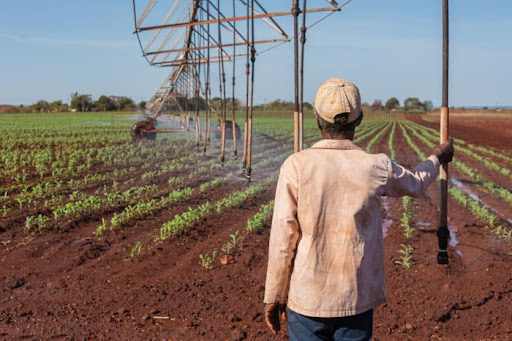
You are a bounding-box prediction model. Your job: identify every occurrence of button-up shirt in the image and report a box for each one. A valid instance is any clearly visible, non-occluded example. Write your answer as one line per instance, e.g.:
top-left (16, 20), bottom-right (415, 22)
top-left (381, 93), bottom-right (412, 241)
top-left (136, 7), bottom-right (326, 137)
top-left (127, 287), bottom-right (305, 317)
top-left (264, 139), bottom-right (440, 318)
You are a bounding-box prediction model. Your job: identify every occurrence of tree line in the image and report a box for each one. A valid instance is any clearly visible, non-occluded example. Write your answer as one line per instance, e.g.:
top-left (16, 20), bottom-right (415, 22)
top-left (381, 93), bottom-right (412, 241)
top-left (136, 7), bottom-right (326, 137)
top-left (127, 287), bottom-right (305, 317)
top-left (0, 93), bottom-right (146, 114)
top-left (1, 93), bottom-right (432, 114)
top-left (366, 97), bottom-right (433, 112)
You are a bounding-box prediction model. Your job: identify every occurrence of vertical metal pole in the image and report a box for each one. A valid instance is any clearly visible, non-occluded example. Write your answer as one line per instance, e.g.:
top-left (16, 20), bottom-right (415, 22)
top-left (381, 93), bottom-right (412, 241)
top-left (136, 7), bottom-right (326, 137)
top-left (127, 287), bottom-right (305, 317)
top-left (206, 0), bottom-right (212, 145)
top-left (242, 0), bottom-right (250, 171)
top-left (437, 0), bottom-right (450, 265)
top-left (292, 0), bottom-right (300, 153)
top-left (231, 0), bottom-right (238, 158)
top-left (203, 12), bottom-right (210, 153)
top-left (207, 79), bottom-right (212, 141)
top-left (218, 0), bottom-right (227, 165)
top-left (298, 0), bottom-right (307, 151)
top-left (194, 32), bottom-right (201, 149)
top-left (186, 85), bottom-right (190, 132)
top-left (246, 0), bottom-right (255, 180)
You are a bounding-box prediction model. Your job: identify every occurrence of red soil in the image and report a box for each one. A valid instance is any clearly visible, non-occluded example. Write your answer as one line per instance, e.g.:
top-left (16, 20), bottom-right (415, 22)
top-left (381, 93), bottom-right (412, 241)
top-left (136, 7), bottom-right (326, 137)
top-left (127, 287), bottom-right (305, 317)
top-left (1, 120), bottom-right (511, 340)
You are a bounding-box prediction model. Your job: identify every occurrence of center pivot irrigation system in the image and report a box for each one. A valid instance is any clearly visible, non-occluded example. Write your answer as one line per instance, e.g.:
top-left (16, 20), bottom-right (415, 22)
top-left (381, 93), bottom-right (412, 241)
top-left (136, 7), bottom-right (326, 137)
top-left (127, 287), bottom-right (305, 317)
top-left (131, 0), bottom-right (352, 179)
top-left (132, 1), bottom-right (452, 264)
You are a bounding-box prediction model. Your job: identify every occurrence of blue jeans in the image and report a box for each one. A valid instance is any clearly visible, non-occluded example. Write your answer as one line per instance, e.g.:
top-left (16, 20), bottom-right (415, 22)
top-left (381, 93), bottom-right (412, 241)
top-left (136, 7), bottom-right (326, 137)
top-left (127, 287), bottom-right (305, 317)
top-left (287, 308), bottom-right (373, 341)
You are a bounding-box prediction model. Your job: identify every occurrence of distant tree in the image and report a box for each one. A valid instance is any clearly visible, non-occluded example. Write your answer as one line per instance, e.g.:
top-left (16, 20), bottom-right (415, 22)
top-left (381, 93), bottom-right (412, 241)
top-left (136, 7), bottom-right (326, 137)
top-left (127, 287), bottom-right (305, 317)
top-left (70, 92), bottom-right (92, 112)
top-left (223, 98), bottom-right (241, 110)
top-left (266, 99), bottom-right (294, 110)
top-left (49, 100), bottom-right (62, 112)
top-left (421, 100), bottom-right (433, 111)
top-left (48, 100), bottom-right (69, 112)
top-left (70, 92), bottom-right (80, 111)
top-left (138, 101), bottom-right (147, 110)
top-left (303, 101), bottom-right (313, 110)
top-left (403, 97), bottom-right (422, 111)
top-left (32, 100), bottom-right (50, 113)
top-left (197, 97), bottom-right (206, 110)
top-left (371, 99), bottom-right (384, 110)
top-left (59, 103), bottom-right (70, 112)
top-left (210, 97), bottom-right (222, 110)
top-left (113, 96), bottom-right (135, 111)
top-left (95, 95), bottom-right (117, 111)
top-left (385, 97), bottom-right (400, 111)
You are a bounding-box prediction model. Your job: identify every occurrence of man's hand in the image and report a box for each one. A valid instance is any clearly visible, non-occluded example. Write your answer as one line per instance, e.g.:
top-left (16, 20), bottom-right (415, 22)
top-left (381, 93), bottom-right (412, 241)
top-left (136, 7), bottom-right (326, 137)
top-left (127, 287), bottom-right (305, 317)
top-left (264, 303), bottom-right (287, 335)
top-left (433, 138), bottom-right (454, 164)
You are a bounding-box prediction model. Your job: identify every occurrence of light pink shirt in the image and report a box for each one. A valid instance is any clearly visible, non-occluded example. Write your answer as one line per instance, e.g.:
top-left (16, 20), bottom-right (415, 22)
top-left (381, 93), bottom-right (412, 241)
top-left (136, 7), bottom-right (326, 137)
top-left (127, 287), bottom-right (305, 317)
top-left (264, 139), bottom-right (440, 318)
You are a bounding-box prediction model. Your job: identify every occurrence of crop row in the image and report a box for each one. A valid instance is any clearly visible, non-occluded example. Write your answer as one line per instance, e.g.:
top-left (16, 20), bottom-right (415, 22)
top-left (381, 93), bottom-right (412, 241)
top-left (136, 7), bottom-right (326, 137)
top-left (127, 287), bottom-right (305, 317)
top-left (399, 121), bottom-right (511, 239)
top-left (160, 175), bottom-right (277, 241)
top-left (405, 120), bottom-right (511, 178)
top-left (402, 121), bottom-right (512, 204)
top-left (414, 119), bottom-right (512, 164)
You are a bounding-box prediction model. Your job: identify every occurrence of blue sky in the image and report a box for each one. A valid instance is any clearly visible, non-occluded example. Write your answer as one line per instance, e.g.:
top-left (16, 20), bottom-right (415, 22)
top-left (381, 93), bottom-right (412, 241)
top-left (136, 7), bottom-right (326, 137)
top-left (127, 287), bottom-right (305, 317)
top-left (1, 0), bottom-right (511, 107)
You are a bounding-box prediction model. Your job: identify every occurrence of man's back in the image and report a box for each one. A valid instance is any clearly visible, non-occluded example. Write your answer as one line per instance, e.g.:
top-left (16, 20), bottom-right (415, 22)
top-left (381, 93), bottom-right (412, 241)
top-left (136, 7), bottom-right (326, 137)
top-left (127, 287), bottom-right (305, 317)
top-left (265, 139), bottom-right (440, 318)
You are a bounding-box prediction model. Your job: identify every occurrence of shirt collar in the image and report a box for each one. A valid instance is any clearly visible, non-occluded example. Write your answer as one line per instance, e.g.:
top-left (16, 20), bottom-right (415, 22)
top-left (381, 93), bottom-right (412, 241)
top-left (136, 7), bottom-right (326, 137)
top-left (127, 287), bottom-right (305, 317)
top-left (310, 139), bottom-right (362, 151)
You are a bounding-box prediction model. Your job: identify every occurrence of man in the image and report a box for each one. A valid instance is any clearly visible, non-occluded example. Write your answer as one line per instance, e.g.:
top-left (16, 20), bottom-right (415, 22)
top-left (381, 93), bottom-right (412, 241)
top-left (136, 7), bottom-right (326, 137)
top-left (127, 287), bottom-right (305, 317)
top-left (263, 78), bottom-right (454, 341)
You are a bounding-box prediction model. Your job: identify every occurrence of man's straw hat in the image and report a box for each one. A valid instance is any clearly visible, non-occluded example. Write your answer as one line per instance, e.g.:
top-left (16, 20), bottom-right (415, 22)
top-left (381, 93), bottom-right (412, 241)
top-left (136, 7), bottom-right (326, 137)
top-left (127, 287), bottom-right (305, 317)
top-left (313, 78), bottom-right (362, 124)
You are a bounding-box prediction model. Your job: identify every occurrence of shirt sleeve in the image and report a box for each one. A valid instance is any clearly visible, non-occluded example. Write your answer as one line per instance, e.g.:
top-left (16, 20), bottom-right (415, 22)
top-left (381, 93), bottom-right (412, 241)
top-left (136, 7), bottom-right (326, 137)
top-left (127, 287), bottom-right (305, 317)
top-left (264, 157), bottom-right (301, 304)
top-left (381, 155), bottom-right (440, 197)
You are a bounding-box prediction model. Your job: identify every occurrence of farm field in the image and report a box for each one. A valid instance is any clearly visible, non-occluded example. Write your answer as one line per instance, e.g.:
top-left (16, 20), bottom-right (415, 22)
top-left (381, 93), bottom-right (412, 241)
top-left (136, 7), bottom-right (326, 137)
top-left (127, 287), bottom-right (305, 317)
top-left (0, 111), bottom-right (511, 340)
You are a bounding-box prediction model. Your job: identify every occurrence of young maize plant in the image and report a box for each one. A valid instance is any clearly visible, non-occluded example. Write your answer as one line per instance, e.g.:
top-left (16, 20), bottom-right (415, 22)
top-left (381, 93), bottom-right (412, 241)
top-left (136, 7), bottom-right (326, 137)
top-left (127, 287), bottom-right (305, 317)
top-left (365, 121), bottom-right (392, 153)
top-left (94, 218), bottom-right (108, 236)
top-left (25, 214), bottom-right (51, 233)
top-left (387, 121), bottom-right (397, 160)
top-left (130, 241), bottom-right (142, 258)
top-left (394, 244), bottom-right (414, 269)
top-left (247, 201), bottom-right (275, 233)
top-left (199, 250), bottom-right (219, 270)
top-left (400, 196), bottom-right (416, 239)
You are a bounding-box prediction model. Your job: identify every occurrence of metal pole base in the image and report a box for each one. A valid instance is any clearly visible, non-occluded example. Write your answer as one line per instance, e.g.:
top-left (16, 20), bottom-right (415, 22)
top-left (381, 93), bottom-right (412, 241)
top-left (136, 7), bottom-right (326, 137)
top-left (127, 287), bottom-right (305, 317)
top-left (436, 225), bottom-right (450, 265)
top-left (437, 250), bottom-right (449, 265)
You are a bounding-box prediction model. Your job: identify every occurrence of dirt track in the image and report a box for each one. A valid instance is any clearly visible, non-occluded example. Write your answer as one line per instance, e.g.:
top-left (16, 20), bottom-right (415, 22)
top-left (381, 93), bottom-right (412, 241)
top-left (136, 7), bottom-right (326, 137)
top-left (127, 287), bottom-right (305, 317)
top-left (1, 115), bottom-right (511, 341)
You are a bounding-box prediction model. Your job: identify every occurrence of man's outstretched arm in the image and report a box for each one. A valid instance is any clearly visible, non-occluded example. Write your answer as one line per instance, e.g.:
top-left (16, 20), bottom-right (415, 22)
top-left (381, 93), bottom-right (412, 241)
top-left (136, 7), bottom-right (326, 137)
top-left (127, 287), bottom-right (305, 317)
top-left (383, 139), bottom-right (454, 197)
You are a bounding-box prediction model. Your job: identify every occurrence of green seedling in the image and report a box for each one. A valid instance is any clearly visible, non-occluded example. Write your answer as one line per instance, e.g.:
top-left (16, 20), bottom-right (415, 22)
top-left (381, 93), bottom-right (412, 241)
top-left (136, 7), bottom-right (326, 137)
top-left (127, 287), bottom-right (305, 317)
top-left (95, 218), bottom-right (108, 235)
top-left (130, 241), bottom-right (142, 258)
top-left (394, 244), bottom-right (414, 269)
top-left (199, 250), bottom-right (219, 269)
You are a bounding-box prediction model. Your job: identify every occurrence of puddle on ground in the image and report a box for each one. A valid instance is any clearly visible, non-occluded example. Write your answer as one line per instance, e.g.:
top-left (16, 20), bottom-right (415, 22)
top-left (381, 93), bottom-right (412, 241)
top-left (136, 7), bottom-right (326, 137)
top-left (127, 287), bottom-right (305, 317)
top-left (382, 219), bottom-right (393, 238)
top-left (450, 178), bottom-right (512, 224)
top-left (381, 196), bottom-right (392, 238)
top-left (448, 224), bottom-right (464, 257)
top-left (415, 220), bottom-right (432, 230)
top-left (451, 178), bottom-right (480, 201)
top-left (449, 225), bottom-right (459, 247)
top-left (381, 196), bottom-right (391, 214)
